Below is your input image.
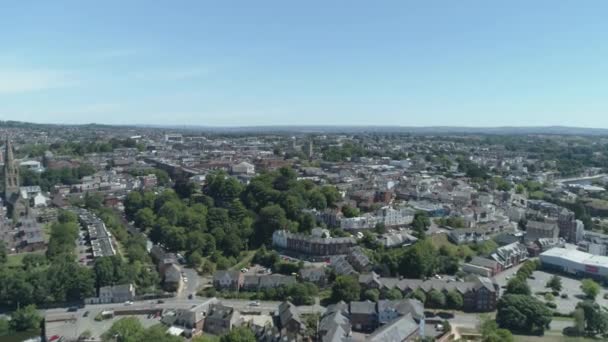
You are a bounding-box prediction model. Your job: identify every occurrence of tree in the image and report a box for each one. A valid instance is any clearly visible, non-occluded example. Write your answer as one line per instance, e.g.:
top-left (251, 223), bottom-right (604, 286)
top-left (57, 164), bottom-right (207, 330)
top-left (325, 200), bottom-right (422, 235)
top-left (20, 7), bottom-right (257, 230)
top-left (0, 318), bottom-right (9, 336)
top-left (581, 279), bottom-right (600, 300)
top-left (398, 239), bottom-right (437, 278)
top-left (341, 205), bottom-right (360, 218)
top-left (546, 275), bottom-right (562, 293)
top-left (411, 289), bottom-right (426, 303)
top-left (331, 276), bottom-right (361, 303)
top-left (446, 290), bottom-right (464, 310)
top-left (382, 288), bottom-right (403, 300)
top-left (362, 289), bottom-right (380, 302)
top-left (22, 253), bottom-right (47, 270)
top-left (308, 190), bottom-right (327, 210)
top-left (10, 305), bottom-right (42, 331)
top-left (496, 294), bottom-right (552, 335)
top-left (219, 327), bottom-right (256, 342)
top-left (427, 289), bottom-right (446, 308)
top-left (412, 211), bottom-right (431, 231)
top-left (505, 276), bottom-right (531, 295)
top-left (573, 307), bottom-right (586, 336)
top-left (84, 191), bottom-right (103, 210)
top-left (576, 300), bottom-right (608, 337)
top-left (480, 315), bottom-right (514, 342)
top-left (253, 204), bottom-right (289, 246)
top-left (134, 208), bottom-right (156, 229)
top-left (0, 241), bottom-right (6, 264)
top-left (141, 325), bottom-right (183, 342)
top-left (102, 317), bottom-right (145, 342)
top-left (320, 186), bottom-right (341, 207)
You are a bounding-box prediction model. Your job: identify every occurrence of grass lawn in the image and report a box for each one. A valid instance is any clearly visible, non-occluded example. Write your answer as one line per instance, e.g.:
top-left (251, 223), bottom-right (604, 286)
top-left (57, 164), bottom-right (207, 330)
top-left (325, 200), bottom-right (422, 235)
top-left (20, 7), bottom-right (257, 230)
top-left (230, 250), bottom-right (257, 271)
top-left (6, 251), bottom-right (45, 268)
top-left (430, 233), bottom-right (453, 249)
top-left (514, 335), bottom-right (599, 342)
top-left (2, 329), bottom-right (40, 342)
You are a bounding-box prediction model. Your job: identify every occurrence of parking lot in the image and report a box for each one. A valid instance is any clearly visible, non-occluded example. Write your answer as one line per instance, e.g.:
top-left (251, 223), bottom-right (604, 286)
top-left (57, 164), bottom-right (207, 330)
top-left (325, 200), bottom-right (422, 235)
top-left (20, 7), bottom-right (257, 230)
top-left (45, 307), bottom-right (162, 340)
top-left (495, 264), bottom-right (608, 314)
top-left (526, 270), bottom-right (608, 313)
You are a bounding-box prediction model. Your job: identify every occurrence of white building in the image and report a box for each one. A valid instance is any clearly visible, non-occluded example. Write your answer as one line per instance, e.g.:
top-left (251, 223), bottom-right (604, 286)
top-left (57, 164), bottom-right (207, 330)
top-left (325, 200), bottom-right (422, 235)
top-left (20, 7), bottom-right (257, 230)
top-left (231, 161), bottom-right (255, 175)
top-left (540, 248), bottom-right (608, 279)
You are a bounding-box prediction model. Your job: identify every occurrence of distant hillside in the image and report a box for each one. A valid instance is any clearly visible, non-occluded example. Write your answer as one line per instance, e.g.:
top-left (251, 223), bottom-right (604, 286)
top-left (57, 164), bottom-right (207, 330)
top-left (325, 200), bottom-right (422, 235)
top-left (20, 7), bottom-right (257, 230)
top-left (2, 120), bottom-right (608, 136)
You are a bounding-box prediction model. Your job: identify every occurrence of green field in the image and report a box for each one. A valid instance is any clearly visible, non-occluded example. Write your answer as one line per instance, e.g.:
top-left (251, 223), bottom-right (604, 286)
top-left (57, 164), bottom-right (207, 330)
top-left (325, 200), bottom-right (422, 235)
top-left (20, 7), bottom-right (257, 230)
top-left (5, 251), bottom-right (45, 268)
top-left (2, 329), bottom-right (40, 342)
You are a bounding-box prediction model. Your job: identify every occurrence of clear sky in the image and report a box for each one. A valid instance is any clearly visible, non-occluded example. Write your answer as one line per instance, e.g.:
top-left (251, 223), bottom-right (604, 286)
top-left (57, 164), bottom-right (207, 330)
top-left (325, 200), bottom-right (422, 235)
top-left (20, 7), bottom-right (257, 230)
top-left (1, 1), bottom-right (608, 127)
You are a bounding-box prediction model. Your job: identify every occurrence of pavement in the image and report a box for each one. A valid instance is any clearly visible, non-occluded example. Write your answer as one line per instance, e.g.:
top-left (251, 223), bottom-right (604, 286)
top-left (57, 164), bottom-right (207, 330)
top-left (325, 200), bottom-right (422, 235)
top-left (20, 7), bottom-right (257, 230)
top-left (527, 270), bottom-right (608, 314)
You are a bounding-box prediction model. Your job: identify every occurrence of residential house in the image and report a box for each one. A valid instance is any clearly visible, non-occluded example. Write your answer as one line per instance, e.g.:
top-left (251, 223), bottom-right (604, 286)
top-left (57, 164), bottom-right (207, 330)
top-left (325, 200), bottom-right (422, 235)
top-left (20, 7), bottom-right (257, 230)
top-left (213, 270), bottom-right (244, 291)
top-left (367, 313), bottom-right (420, 342)
top-left (377, 299), bottom-right (424, 326)
top-left (299, 267), bottom-right (328, 287)
top-left (448, 228), bottom-right (491, 245)
top-left (491, 242), bottom-right (529, 269)
top-left (347, 247), bottom-right (372, 273)
top-left (272, 230), bottom-right (356, 256)
top-left (526, 220), bottom-right (559, 242)
top-left (462, 257), bottom-right (503, 277)
top-left (164, 264), bottom-right (182, 292)
top-left (203, 304), bottom-right (242, 335)
top-left (277, 301), bottom-right (304, 338)
top-left (85, 283), bottom-right (136, 304)
top-left (349, 301), bottom-right (377, 332)
top-left (359, 272), bottom-right (382, 290)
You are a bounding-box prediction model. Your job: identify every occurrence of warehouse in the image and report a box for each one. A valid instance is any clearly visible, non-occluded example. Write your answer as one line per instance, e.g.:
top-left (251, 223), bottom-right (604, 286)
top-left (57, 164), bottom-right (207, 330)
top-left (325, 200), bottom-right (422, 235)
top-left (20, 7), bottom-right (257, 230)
top-left (540, 248), bottom-right (608, 280)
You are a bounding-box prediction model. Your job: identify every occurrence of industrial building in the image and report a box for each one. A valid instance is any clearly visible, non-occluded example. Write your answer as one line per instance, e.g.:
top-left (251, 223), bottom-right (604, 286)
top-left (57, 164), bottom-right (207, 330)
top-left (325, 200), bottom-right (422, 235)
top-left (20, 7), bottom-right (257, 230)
top-left (540, 248), bottom-right (608, 280)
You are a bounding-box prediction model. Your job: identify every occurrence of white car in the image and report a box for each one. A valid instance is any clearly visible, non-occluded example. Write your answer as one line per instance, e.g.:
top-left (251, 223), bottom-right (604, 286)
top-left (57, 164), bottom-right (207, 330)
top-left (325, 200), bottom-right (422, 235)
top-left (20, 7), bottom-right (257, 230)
top-left (124, 301), bottom-right (134, 306)
top-left (249, 301), bottom-right (260, 307)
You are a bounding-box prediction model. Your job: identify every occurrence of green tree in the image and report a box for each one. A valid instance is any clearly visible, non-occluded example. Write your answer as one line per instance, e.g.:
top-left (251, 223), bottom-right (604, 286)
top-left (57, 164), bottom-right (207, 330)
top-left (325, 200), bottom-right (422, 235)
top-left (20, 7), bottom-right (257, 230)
top-left (412, 211), bottom-right (431, 231)
top-left (427, 289), bottom-right (446, 308)
top-left (308, 190), bottom-right (327, 210)
top-left (134, 208), bottom-right (156, 229)
top-left (0, 241), bottom-right (7, 264)
top-left (411, 289), bottom-right (426, 303)
top-left (398, 239), bottom-right (437, 278)
top-left (141, 324), bottom-right (183, 342)
top-left (10, 304), bottom-right (42, 332)
top-left (546, 275), bottom-right (562, 293)
top-left (219, 327), bottom-right (256, 342)
top-left (480, 315), bottom-right (514, 342)
top-left (362, 289), bottom-right (380, 302)
top-left (0, 318), bottom-right (9, 336)
top-left (446, 290), bottom-right (464, 310)
top-left (505, 276), bottom-right (531, 295)
top-left (331, 276), bottom-right (361, 303)
top-left (253, 204), bottom-right (289, 246)
top-left (341, 205), bottom-right (360, 218)
top-left (102, 317), bottom-right (145, 342)
top-left (576, 300), bottom-right (608, 337)
top-left (496, 294), bottom-right (552, 335)
top-left (84, 192), bottom-right (104, 210)
top-left (573, 307), bottom-right (585, 336)
top-left (382, 288), bottom-right (403, 300)
top-left (581, 279), bottom-right (600, 300)
top-left (320, 186), bottom-right (341, 207)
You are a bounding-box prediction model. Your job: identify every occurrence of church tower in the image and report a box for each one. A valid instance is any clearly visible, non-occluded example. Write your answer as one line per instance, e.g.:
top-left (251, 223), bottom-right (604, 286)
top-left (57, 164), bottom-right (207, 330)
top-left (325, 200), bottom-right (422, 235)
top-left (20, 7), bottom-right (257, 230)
top-left (4, 139), bottom-right (20, 201)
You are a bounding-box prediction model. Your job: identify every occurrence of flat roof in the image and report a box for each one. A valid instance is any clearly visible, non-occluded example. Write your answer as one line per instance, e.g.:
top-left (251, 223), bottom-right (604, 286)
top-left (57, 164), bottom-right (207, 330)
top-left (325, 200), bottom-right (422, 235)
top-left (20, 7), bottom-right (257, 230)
top-left (541, 247), bottom-right (608, 266)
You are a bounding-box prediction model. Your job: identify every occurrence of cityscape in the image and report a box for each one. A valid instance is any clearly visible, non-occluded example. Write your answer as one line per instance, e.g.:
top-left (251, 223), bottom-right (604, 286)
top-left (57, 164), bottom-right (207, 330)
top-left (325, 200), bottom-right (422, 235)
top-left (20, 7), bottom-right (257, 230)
top-left (3, 2), bottom-right (608, 342)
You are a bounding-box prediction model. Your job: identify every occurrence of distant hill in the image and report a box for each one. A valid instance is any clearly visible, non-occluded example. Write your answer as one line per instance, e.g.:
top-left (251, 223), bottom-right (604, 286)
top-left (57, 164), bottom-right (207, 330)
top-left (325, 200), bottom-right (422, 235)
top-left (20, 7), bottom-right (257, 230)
top-left (2, 120), bottom-right (608, 135)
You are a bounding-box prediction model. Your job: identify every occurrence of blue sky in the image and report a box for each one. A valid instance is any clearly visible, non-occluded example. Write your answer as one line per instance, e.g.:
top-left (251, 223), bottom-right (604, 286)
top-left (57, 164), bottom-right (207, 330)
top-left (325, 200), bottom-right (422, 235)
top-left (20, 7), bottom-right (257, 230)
top-left (1, 1), bottom-right (608, 127)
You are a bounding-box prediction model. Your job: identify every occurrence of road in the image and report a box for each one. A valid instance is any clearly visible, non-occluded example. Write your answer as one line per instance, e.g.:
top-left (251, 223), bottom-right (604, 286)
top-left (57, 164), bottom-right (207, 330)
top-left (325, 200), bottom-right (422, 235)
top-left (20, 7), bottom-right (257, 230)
top-left (44, 296), bottom-right (325, 319)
